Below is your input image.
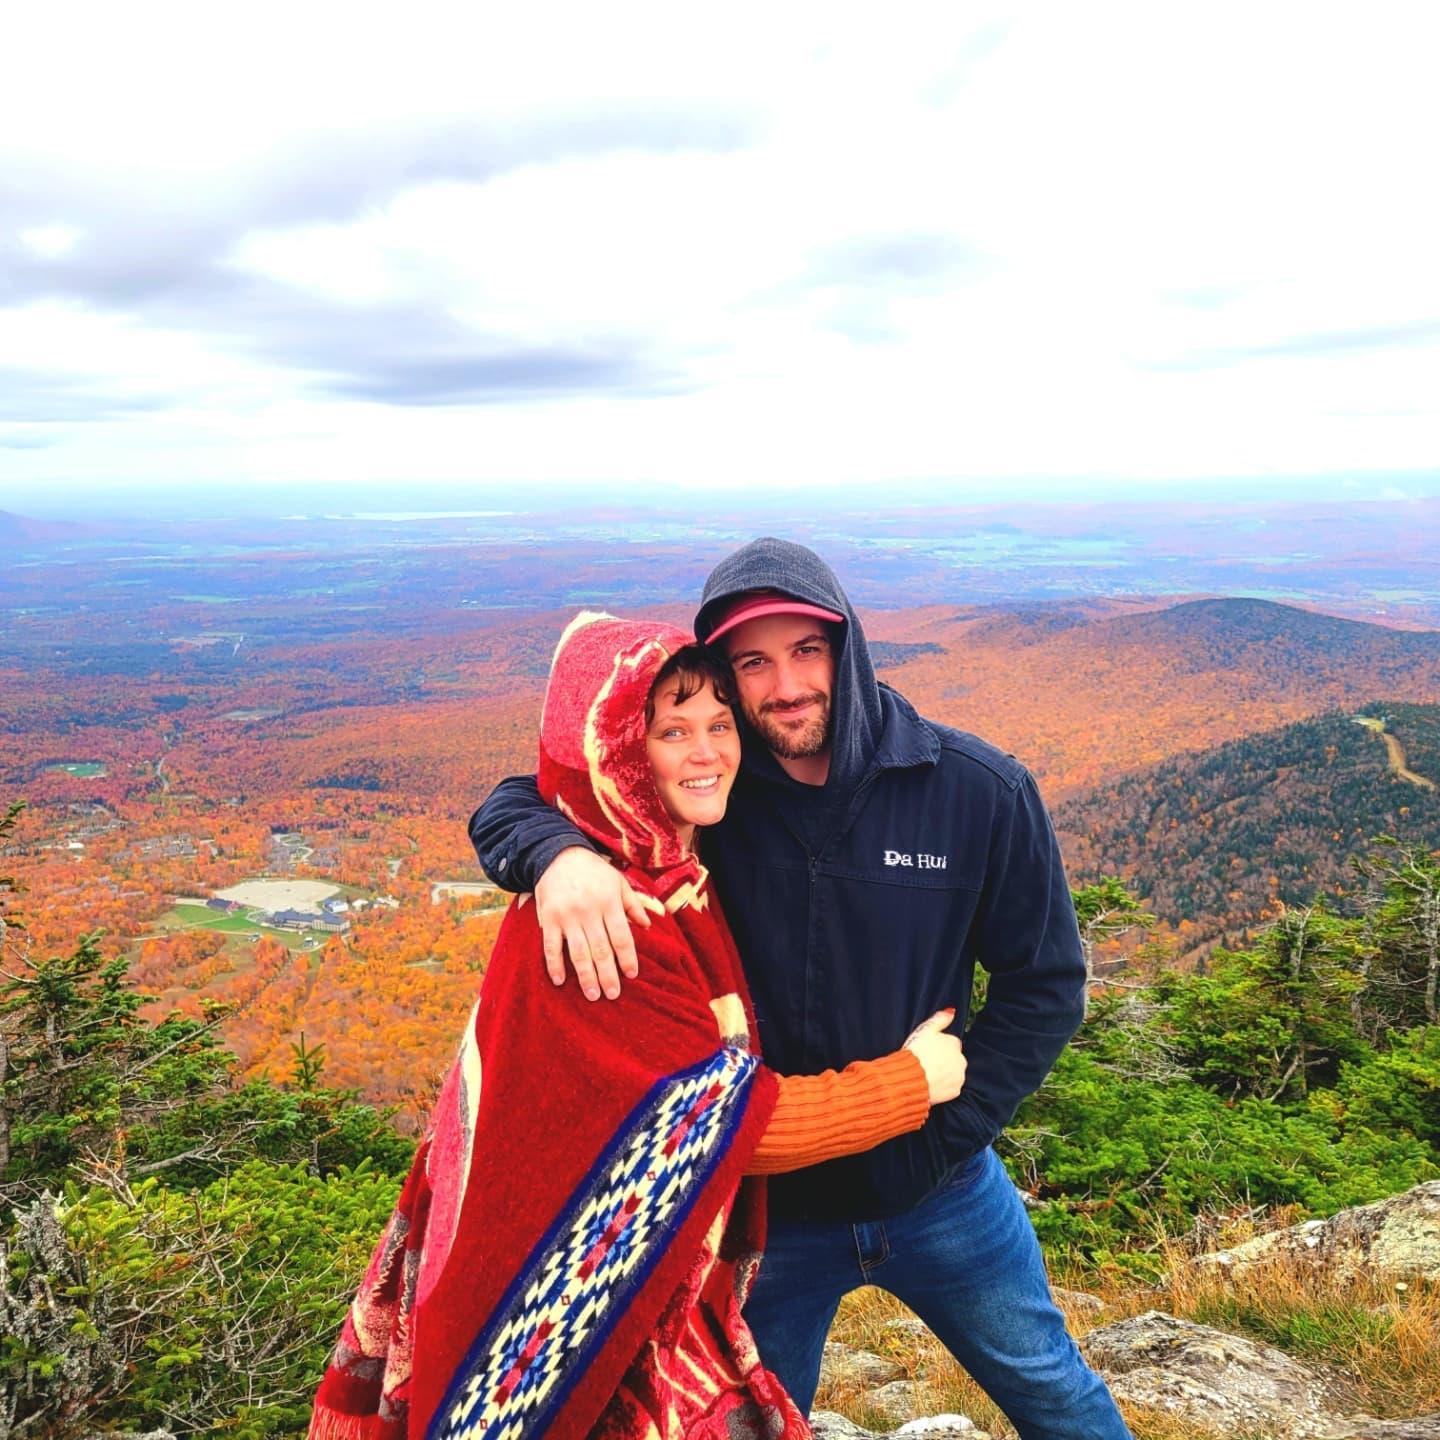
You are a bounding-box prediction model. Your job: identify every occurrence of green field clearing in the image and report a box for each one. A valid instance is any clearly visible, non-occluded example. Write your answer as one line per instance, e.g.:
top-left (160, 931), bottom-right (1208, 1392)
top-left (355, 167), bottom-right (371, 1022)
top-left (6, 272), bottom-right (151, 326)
top-left (168, 904), bottom-right (259, 932)
top-left (46, 762), bottom-right (107, 778)
top-left (157, 904), bottom-right (331, 951)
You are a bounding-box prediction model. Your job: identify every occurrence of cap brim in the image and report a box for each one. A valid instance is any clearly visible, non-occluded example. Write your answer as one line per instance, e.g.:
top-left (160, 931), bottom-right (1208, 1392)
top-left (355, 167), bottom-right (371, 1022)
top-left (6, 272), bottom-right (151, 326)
top-left (706, 598), bottom-right (844, 644)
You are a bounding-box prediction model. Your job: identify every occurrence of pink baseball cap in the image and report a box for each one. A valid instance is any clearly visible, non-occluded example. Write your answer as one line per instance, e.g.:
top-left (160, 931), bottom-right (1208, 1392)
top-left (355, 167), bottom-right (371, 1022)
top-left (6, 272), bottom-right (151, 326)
top-left (704, 590), bottom-right (844, 645)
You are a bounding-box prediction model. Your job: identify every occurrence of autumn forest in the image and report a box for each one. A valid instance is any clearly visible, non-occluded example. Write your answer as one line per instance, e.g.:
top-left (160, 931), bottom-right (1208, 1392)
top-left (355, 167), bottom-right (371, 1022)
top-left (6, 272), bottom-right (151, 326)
top-left (5, 507), bottom-right (1440, 1120)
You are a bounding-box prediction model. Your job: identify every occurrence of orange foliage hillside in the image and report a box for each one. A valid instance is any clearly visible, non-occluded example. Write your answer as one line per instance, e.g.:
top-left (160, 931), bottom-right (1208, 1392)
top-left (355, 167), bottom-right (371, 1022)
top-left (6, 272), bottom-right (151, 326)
top-left (7, 596), bottom-right (1440, 1116)
top-left (866, 597), bottom-right (1440, 798)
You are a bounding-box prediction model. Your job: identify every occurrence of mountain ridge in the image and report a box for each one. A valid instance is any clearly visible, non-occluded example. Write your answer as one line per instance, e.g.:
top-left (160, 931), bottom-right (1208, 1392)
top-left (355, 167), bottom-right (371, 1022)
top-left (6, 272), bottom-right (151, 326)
top-left (1055, 701), bottom-right (1440, 955)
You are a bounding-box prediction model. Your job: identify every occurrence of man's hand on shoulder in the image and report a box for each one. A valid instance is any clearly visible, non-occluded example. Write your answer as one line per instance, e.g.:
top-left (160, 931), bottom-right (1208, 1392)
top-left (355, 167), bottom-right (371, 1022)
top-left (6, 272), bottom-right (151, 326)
top-left (534, 846), bottom-right (659, 1000)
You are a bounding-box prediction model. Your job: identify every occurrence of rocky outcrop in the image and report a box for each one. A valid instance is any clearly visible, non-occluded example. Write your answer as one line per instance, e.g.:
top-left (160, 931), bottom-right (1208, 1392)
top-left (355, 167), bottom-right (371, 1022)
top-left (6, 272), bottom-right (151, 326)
top-left (1084, 1310), bottom-right (1353, 1436)
top-left (820, 1341), bottom-right (906, 1391)
top-left (890, 1416), bottom-right (990, 1438)
top-left (812, 1411), bottom-right (991, 1440)
top-left (813, 1335), bottom-right (990, 1437)
top-left (1051, 1285), bottom-right (1106, 1313)
top-left (880, 1317), bottom-right (935, 1347)
top-left (815, 1263), bottom-right (1440, 1438)
top-left (1083, 1310), bottom-right (1440, 1438)
top-left (863, 1380), bottom-right (923, 1427)
top-left (79, 1434), bottom-right (177, 1440)
top-left (812, 1414), bottom-right (878, 1440)
top-left (1318, 1419), bottom-right (1440, 1438)
top-left (1197, 1181), bottom-right (1440, 1282)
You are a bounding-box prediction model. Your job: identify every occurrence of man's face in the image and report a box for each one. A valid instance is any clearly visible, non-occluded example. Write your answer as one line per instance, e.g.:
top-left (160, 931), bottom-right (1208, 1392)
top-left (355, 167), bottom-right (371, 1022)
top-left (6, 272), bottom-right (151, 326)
top-left (722, 613), bottom-right (836, 761)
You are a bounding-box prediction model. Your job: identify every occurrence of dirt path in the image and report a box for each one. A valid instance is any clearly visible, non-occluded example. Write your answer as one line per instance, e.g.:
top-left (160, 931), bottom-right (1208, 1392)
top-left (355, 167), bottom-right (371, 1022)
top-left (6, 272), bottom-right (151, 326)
top-left (1355, 716), bottom-right (1437, 790)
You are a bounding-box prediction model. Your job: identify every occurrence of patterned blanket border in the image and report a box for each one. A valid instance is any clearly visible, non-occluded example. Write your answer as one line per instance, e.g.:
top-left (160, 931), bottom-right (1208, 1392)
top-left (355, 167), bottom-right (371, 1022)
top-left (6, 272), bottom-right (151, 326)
top-left (428, 1045), bottom-right (758, 1440)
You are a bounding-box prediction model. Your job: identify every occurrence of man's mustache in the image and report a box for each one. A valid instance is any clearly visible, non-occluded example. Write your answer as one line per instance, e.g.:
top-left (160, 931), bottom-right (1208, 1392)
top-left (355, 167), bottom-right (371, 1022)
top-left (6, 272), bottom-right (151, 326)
top-left (760, 693), bottom-right (828, 717)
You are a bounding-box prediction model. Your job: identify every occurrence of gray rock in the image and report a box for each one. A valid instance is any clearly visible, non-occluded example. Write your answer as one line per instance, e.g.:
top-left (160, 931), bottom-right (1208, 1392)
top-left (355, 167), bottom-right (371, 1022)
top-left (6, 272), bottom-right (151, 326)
top-left (811, 1411), bottom-right (990, 1440)
top-left (1197, 1181), bottom-right (1440, 1283)
top-left (1052, 1286), bottom-right (1106, 1313)
top-left (864, 1380), bottom-right (923, 1427)
top-left (1318, 1418), bottom-right (1440, 1439)
top-left (820, 1340), bottom-right (906, 1390)
top-left (812, 1412), bottom-right (880, 1440)
top-left (895, 1414), bottom-right (990, 1438)
top-left (79, 1434), bottom-right (177, 1440)
top-left (1083, 1309), bottom-right (1356, 1437)
top-left (881, 1317), bottom-right (935, 1346)
top-left (820, 1295), bottom-right (1440, 1440)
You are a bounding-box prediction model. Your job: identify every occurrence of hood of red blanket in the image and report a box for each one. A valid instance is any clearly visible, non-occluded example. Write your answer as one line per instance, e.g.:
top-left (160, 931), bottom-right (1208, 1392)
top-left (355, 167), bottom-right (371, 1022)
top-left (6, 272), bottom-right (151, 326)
top-left (538, 611), bottom-right (707, 908)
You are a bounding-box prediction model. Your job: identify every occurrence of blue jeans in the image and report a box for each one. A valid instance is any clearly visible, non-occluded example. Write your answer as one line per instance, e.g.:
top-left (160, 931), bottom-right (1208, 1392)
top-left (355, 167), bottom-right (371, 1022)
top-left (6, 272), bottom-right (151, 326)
top-left (744, 1148), bottom-right (1131, 1440)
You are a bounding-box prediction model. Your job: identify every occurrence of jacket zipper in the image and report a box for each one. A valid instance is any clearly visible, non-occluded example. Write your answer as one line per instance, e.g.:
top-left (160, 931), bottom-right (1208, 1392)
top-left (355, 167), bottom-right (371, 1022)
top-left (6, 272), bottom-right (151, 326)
top-left (788, 768), bottom-right (881, 1070)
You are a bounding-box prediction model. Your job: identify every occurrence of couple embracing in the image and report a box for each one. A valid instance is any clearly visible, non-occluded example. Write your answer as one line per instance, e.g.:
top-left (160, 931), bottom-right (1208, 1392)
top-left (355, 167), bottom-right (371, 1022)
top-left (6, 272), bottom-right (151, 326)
top-left (309, 539), bottom-right (1131, 1440)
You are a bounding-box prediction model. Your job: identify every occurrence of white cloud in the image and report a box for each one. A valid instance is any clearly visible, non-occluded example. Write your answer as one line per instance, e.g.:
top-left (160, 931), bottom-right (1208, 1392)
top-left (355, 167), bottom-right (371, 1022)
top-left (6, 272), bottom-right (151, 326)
top-left (1, 0), bottom-right (1437, 498)
top-left (19, 224), bottom-right (82, 259)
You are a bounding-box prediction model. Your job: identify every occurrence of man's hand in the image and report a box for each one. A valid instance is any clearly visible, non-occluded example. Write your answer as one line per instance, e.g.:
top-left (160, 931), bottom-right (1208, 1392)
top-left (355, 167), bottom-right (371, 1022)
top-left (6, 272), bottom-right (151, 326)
top-left (903, 1008), bottom-right (967, 1105)
top-left (533, 846), bottom-right (659, 1000)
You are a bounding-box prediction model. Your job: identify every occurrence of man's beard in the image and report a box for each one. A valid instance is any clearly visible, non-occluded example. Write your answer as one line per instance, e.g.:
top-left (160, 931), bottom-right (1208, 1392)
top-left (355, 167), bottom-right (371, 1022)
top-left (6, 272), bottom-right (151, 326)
top-left (746, 692), bottom-right (832, 760)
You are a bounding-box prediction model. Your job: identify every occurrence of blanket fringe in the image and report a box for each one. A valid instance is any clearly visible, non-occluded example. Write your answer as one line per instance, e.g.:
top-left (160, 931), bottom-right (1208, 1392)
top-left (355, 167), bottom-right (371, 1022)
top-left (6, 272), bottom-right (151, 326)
top-left (307, 1403), bottom-right (395, 1440)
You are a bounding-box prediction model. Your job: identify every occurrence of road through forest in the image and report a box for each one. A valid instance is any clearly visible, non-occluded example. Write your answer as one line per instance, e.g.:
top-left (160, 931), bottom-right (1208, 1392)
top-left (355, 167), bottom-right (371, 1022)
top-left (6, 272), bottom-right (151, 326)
top-left (1355, 716), bottom-right (1437, 791)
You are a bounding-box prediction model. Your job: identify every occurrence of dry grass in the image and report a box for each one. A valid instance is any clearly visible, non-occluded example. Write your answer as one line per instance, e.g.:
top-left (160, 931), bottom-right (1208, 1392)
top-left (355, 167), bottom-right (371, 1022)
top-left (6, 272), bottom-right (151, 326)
top-left (817, 1225), bottom-right (1440, 1439)
top-left (818, 1286), bottom-right (1010, 1436)
top-left (820, 1287), bottom-right (1238, 1439)
top-left (1118, 1235), bottom-right (1440, 1423)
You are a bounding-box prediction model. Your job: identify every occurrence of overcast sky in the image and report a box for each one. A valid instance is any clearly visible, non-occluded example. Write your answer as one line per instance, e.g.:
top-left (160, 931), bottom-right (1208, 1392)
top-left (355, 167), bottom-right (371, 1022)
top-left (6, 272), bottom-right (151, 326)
top-left (2, 2), bottom-right (1437, 509)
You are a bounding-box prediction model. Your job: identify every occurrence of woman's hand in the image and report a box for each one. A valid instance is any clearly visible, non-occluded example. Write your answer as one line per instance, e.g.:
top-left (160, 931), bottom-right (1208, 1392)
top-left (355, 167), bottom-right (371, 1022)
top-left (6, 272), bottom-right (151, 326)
top-left (903, 1008), bottom-right (966, 1105)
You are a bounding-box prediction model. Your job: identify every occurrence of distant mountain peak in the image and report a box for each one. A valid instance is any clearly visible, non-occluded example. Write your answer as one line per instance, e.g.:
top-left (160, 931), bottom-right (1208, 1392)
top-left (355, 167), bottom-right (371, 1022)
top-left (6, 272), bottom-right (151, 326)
top-left (1100, 596), bottom-right (1439, 656)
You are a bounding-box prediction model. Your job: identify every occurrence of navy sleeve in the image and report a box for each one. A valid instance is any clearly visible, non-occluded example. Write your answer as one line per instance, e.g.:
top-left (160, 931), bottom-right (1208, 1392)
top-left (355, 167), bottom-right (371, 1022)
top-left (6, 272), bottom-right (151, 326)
top-left (468, 773), bottom-right (598, 893)
top-left (938, 768), bottom-right (1086, 1157)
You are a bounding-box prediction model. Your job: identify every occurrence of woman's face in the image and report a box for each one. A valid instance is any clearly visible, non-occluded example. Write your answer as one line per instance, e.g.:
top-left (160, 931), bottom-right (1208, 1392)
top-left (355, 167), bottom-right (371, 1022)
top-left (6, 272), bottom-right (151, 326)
top-left (645, 675), bottom-right (741, 843)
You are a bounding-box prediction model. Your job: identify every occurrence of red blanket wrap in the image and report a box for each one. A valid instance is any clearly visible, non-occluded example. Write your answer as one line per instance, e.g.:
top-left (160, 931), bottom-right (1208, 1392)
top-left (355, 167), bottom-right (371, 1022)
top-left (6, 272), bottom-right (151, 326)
top-left (310, 614), bottom-right (807, 1440)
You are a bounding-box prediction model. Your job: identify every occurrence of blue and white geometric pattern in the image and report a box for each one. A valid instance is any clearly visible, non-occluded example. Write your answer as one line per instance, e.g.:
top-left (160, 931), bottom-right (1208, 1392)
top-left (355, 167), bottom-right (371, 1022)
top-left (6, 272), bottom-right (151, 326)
top-left (429, 1045), bottom-right (758, 1440)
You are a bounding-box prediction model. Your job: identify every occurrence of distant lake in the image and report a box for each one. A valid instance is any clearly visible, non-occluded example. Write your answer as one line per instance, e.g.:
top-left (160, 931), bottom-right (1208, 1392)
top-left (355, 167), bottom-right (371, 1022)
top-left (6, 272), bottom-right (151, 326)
top-left (328, 511), bottom-right (516, 521)
top-left (862, 535), bottom-right (1135, 566)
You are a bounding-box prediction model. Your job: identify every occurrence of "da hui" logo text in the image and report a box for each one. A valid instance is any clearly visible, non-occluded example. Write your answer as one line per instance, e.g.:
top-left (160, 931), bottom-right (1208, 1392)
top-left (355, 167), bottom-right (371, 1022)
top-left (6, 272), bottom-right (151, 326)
top-left (883, 850), bottom-right (948, 870)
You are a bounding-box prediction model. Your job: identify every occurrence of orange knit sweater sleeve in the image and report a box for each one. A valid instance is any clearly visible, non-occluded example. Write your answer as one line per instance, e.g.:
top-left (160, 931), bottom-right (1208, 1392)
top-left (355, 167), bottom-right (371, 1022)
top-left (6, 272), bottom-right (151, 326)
top-left (746, 1048), bottom-right (931, 1176)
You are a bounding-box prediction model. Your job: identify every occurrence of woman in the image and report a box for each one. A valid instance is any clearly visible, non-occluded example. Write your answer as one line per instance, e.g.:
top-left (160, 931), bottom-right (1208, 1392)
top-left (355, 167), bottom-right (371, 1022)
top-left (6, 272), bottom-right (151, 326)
top-left (309, 613), bottom-right (964, 1440)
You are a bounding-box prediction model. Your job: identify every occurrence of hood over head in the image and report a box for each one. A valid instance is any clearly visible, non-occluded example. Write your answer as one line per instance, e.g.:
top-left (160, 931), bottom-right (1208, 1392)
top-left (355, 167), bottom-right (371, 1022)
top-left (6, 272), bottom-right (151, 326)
top-left (538, 611), bottom-right (709, 911)
top-left (694, 538), bottom-right (883, 793)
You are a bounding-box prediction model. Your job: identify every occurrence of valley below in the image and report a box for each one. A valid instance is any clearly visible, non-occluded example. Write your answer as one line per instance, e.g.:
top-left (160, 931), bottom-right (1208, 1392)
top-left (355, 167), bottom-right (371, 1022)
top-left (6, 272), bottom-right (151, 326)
top-left (4, 513), bottom-right (1440, 1116)
top-left (5, 511), bottom-right (1440, 1439)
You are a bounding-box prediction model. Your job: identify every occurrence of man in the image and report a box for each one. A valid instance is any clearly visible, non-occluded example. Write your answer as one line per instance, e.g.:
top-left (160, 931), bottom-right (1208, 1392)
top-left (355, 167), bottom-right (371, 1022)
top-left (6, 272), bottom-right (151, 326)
top-left (470, 538), bottom-right (1131, 1440)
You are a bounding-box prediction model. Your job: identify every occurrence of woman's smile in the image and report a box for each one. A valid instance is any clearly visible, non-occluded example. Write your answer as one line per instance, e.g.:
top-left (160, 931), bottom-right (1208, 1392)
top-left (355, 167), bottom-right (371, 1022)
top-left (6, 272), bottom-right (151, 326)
top-left (646, 677), bottom-right (741, 848)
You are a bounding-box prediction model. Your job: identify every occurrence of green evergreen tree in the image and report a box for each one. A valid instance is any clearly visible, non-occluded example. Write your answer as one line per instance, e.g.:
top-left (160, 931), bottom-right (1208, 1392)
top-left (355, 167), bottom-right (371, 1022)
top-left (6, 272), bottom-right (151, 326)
top-left (1355, 839), bottom-right (1440, 1031)
top-left (1071, 875), bottom-right (1156, 991)
top-left (1157, 903), bottom-right (1366, 1102)
top-left (289, 1032), bottom-right (327, 1091)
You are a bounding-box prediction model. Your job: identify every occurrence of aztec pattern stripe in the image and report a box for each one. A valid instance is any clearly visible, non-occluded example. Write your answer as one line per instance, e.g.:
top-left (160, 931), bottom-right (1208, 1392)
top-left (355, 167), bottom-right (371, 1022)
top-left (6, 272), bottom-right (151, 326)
top-left (427, 1046), bottom-right (758, 1440)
